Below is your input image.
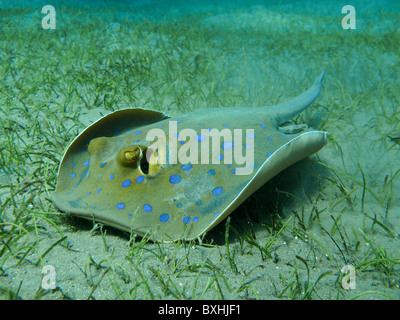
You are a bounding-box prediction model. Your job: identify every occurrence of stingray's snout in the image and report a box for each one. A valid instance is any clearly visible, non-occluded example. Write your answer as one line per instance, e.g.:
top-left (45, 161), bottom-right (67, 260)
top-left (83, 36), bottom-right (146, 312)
top-left (88, 136), bottom-right (109, 155)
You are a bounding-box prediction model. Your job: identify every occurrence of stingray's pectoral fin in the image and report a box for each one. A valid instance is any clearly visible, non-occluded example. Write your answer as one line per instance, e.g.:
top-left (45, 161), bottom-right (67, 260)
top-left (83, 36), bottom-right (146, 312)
top-left (278, 122), bottom-right (308, 134)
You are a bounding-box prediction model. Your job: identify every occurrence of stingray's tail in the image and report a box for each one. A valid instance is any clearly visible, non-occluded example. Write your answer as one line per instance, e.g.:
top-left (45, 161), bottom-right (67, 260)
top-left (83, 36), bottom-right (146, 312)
top-left (267, 70), bottom-right (325, 126)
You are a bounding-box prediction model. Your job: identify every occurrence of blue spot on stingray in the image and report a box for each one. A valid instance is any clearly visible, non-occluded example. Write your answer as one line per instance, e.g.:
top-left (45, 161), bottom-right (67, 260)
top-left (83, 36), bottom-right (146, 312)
top-left (260, 123), bottom-right (266, 129)
top-left (216, 154), bottom-right (223, 161)
top-left (135, 130), bottom-right (142, 134)
top-left (115, 129), bottom-right (120, 133)
top-left (195, 134), bottom-right (206, 142)
top-left (86, 171), bottom-right (90, 179)
top-left (116, 203), bottom-right (125, 210)
top-left (223, 124), bottom-right (229, 127)
top-left (83, 161), bottom-right (90, 166)
top-left (181, 163), bottom-right (192, 171)
top-left (109, 173), bottom-right (114, 180)
top-left (86, 192), bottom-right (91, 196)
top-left (100, 162), bottom-right (106, 168)
top-left (143, 204), bottom-right (152, 212)
top-left (222, 141), bottom-right (234, 150)
top-left (208, 169), bottom-right (216, 176)
top-left (193, 217), bottom-right (199, 223)
top-left (214, 212), bottom-right (220, 217)
top-left (267, 152), bottom-right (272, 157)
top-left (227, 164), bottom-right (231, 168)
top-left (71, 162), bottom-right (75, 167)
top-left (95, 188), bottom-right (102, 194)
top-left (245, 144), bottom-right (252, 149)
top-left (212, 187), bottom-right (223, 196)
top-left (179, 140), bottom-right (185, 145)
top-left (128, 213), bottom-right (132, 218)
top-left (159, 213), bottom-right (170, 223)
top-left (174, 132), bottom-right (179, 138)
top-left (182, 216), bottom-right (191, 225)
top-left (169, 174), bottom-right (182, 185)
top-left (126, 128), bottom-right (132, 132)
top-left (195, 200), bottom-right (202, 206)
top-left (246, 132), bottom-right (255, 139)
top-left (121, 179), bottom-right (131, 188)
top-left (267, 137), bottom-right (273, 141)
top-left (206, 127), bottom-right (212, 131)
top-left (176, 203), bottom-right (183, 208)
top-left (70, 173), bottom-right (76, 178)
top-left (136, 176), bottom-right (144, 184)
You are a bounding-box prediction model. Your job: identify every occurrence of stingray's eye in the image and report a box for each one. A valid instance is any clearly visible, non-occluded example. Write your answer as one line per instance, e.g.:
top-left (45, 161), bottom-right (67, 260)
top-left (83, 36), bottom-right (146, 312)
top-left (117, 145), bottom-right (143, 167)
top-left (124, 146), bottom-right (141, 162)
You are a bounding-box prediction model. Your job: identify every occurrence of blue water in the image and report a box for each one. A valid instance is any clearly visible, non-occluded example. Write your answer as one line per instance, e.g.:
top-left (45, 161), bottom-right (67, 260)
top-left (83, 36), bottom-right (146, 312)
top-left (3, 0), bottom-right (400, 20)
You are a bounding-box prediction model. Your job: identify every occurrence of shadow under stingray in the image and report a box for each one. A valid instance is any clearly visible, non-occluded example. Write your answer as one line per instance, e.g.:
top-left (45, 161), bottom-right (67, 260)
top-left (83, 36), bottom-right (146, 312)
top-left (206, 158), bottom-right (330, 245)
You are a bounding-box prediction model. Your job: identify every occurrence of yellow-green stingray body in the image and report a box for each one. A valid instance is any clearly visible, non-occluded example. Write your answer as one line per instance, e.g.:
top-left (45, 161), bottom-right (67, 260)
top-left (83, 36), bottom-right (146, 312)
top-left (51, 71), bottom-right (327, 242)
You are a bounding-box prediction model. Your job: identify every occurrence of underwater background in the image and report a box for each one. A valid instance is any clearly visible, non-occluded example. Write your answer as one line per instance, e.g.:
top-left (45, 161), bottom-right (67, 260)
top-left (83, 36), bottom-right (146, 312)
top-left (0, 0), bottom-right (399, 299)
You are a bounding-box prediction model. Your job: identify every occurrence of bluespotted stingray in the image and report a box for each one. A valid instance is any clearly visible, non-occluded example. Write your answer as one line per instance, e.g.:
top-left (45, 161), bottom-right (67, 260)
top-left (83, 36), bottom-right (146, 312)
top-left (51, 70), bottom-right (327, 242)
